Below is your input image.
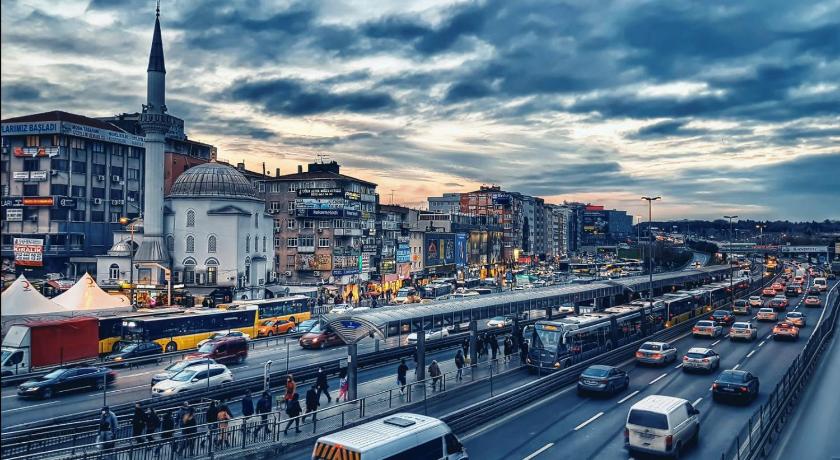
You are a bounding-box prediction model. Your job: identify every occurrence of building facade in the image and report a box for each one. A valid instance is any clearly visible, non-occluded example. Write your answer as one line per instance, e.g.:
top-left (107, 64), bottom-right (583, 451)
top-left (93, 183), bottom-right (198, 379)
top-left (427, 193), bottom-right (462, 214)
top-left (459, 185), bottom-right (524, 261)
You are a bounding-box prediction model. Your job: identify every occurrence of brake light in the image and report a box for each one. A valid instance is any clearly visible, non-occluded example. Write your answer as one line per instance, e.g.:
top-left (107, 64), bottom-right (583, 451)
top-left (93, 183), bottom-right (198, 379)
top-left (683, 356), bottom-right (689, 361)
top-left (665, 435), bottom-right (673, 450)
top-left (702, 358), bottom-right (709, 363)
top-left (740, 386), bottom-right (749, 392)
top-left (636, 351), bottom-right (644, 358)
top-left (624, 428), bottom-right (629, 442)
top-left (713, 383), bottom-right (719, 389)
top-left (651, 353), bottom-right (662, 359)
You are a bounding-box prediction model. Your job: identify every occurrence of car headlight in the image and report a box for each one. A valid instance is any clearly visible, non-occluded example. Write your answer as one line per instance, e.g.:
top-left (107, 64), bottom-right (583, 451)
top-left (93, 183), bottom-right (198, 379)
top-left (312, 337), bottom-right (319, 342)
top-left (27, 386), bottom-right (39, 391)
top-left (554, 362), bottom-right (560, 368)
top-left (114, 357), bottom-right (123, 361)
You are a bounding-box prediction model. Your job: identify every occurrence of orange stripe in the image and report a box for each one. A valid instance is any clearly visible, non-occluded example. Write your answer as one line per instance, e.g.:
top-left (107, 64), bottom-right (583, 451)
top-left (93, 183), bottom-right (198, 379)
top-left (315, 444), bottom-right (325, 456)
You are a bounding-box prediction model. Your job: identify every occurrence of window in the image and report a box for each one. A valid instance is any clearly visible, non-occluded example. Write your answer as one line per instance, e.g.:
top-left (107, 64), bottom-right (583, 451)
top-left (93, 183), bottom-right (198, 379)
top-left (92, 142), bottom-right (104, 152)
top-left (334, 219), bottom-right (343, 228)
top-left (110, 189), bottom-right (123, 200)
top-left (299, 236), bottom-right (314, 247)
top-left (255, 213), bottom-right (259, 228)
top-left (303, 220), bottom-right (315, 229)
top-left (91, 211), bottom-right (105, 222)
top-left (274, 236), bottom-right (281, 248)
top-left (288, 201), bottom-right (296, 211)
top-left (207, 266), bottom-right (218, 285)
top-left (23, 184), bottom-right (39, 196)
top-left (25, 136), bottom-right (40, 147)
top-left (71, 186), bottom-right (86, 197)
top-left (92, 188), bottom-right (105, 199)
top-left (287, 237), bottom-right (298, 248)
top-left (92, 164), bottom-right (106, 176)
top-left (319, 220), bottom-right (330, 229)
top-left (72, 161), bottom-right (87, 174)
top-left (269, 201), bottom-right (281, 212)
top-left (254, 236), bottom-right (258, 252)
top-left (127, 168), bottom-right (140, 180)
top-left (110, 212), bottom-right (121, 222)
top-left (287, 219), bottom-right (296, 229)
top-left (319, 238), bottom-right (330, 248)
top-left (208, 235), bottom-right (217, 253)
top-left (110, 166), bottom-right (123, 177)
top-left (109, 264), bottom-right (120, 280)
top-left (23, 158), bottom-right (40, 171)
top-left (71, 210), bottom-right (86, 221)
top-left (93, 153), bottom-right (106, 164)
top-left (70, 138), bottom-right (85, 149)
top-left (50, 208), bottom-right (69, 221)
top-left (286, 255), bottom-right (295, 268)
top-left (167, 234), bottom-right (175, 252)
top-left (246, 235), bottom-right (250, 253)
top-left (186, 210), bottom-right (195, 227)
top-left (186, 235), bottom-right (195, 253)
top-left (51, 159), bottom-right (69, 171)
top-left (262, 236), bottom-right (266, 252)
top-left (50, 184), bottom-right (69, 196)
top-left (382, 438), bottom-right (444, 460)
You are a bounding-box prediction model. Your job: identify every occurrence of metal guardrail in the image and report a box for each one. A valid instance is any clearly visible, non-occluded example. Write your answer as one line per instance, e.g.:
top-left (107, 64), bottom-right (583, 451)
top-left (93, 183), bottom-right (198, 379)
top-left (720, 282), bottom-right (840, 460)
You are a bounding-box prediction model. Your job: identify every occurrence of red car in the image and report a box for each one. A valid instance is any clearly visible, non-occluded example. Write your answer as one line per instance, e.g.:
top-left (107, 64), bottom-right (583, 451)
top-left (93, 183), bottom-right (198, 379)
top-left (762, 287), bottom-right (776, 297)
top-left (804, 296), bottom-right (822, 307)
top-left (299, 324), bottom-right (344, 349)
top-left (771, 283), bottom-right (784, 292)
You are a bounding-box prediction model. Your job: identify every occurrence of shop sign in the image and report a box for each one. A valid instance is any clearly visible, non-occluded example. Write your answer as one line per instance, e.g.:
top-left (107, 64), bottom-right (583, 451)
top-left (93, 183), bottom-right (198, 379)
top-left (332, 268), bottom-right (360, 276)
top-left (424, 233), bottom-right (456, 267)
top-left (297, 188), bottom-right (343, 198)
top-left (6, 208), bottom-right (22, 221)
top-left (295, 198), bottom-right (344, 210)
top-left (29, 170), bottom-right (48, 181)
top-left (13, 146), bottom-right (60, 158)
top-left (59, 198), bottom-right (76, 207)
top-left (3, 196), bottom-right (56, 207)
top-left (455, 233), bottom-right (467, 268)
top-left (13, 172), bottom-right (30, 181)
top-left (362, 244), bottom-right (377, 253)
top-left (297, 253), bottom-right (332, 270)
top-left (13, 238), bottom-right (44, 267)
top-left (398, 263), bottom-right (411, 279)
top-left (780, 246), bottom-right (827, 253)
top-left (381, 259), bottom-right (396, 274)
top-left (346, 209), bottom-right (361, 218)
top-left (344, 191), bottom-right (360, 200)
top-left (396, 243), bottom-right (411, 263)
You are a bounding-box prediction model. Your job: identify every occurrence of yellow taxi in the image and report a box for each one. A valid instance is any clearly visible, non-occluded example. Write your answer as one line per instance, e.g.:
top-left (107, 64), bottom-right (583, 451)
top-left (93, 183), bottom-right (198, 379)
top-left (756, 308), bottom-right (778, 322)
top-left (785, 312), bottom-right (806, 328)
top-left (257, 319), bottom-right (296, 337)
top-left (772, 321), bottom-right (799, 341)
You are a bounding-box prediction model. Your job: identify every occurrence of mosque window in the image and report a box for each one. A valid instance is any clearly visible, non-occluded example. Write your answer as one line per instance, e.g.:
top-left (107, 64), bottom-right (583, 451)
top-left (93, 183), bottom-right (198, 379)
top-left (208, 235), bottom-right (217, 253)
top-left (186, 210), bottom-right (195, 227)
top-left (186, 235), bottom-right (195, 253)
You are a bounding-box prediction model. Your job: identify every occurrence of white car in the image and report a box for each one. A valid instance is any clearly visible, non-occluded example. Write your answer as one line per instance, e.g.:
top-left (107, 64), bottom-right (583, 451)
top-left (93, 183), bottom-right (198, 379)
top-left (486, 316), bottom-right (514, 328)
top-left (406, 328), bottom-right (450, 345)
top-left (152, 363), bottom-right (233, 397)
top-left (197, 331), bottom-right (250, 348)
top-left (681, 347), bottom-right (720, 372)
top-left (748, 296), bottom-right (763, 307)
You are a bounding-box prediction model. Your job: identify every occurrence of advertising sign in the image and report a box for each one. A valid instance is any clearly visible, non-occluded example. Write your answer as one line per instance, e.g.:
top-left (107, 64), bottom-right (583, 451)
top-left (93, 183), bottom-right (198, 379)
top-left (455, 233), bottom-right (467, 268)
top-left (296, 208), bottom-right (362, 218)
top-left (344, 191), bottom-right (360, 201)
top-left (398, 263), bottom-right (411, 279)
top-left (362, 244), bottom-right (377, 253)
top-left (780, 246), bottom-right (828, 253)
top-left (296, 188), bottom-right (343, 198)
top-left (2, 197), bottom-right (56, 207)
top-left (6, 208), bottom-right (22, 221)
top-left (13, 146), bottom-right (60, 158)
top-left (14, 238), bottom-right (44, 266)
top-left (381, 259), bottom-right (396, 274)
top-left (583, 210), bottom-right (608, 234)
top-left (295, 198), bottom-right (345, 210)
top-left (13, 172), bottom-right (30, 181)
top-left (396, 242), bottom-right (411, 263)
top-left (297, 254), bottom-right (332, 270)
top-left (424, 233), bottom-right (456, 267)
top-left (29, 170), bottom-right (48, 181)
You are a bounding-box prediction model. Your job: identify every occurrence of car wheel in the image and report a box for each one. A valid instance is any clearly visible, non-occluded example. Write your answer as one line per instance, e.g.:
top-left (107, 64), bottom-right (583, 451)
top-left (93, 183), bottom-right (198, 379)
top-left (165, 342), bottom-right (177, 353)
top-left (237, 354), bottom-right (245, 365)
top-left (267, 331), bottom-right (273, 337)
top-left (673, 441), bottom-right (683, 459)
top-left (42, 387), bottom-right (53, 399)
top-left (624, 377), bottom-right (630, 390)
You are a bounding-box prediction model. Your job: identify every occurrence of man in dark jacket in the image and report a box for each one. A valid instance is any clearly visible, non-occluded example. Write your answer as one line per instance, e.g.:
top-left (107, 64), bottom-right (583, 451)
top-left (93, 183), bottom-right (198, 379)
top-left (397, 358), bottom-right (409, 395)
top-left (302, 385), bottom-right (319, 423)
top-left (489, 334), bottom-right (499, 361)
top-left (503, 336), bottom-right (513, 362)
top-left (253, 391), bottom-right (272, 439)
top-left (145, 407), bottom-right (160, 443)
top-left (315, 367), bottom-right (332, 403)
top-left (132, 402), bottom-right (146, 444)
top-left (242, 390), bottom-right (254, 417)
top-left (520, 339), bottom-right (529, 365)
top-left (283, 392), bottom-right (303, 434)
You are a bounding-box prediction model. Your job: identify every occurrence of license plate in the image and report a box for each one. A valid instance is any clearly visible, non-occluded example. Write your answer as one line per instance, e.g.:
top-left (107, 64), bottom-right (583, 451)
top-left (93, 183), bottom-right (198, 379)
top-left (639, 432), bottom-right (655, 439)
top-left (722, 387), bottom-right (735, 392)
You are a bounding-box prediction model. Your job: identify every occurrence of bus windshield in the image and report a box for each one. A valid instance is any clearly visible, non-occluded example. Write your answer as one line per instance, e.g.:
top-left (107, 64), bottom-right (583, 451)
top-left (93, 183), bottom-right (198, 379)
top-left (533, 326), bottom-right (562, 350)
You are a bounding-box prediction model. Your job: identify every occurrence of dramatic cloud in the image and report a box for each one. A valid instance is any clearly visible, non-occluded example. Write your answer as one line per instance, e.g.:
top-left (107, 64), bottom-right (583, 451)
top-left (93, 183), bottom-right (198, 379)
top-left (2, 0), bottom-right (839, 220)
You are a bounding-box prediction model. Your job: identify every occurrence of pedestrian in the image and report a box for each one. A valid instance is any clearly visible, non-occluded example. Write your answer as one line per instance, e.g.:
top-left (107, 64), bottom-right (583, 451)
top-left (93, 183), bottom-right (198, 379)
top-left (337, 368), bottom-right (349, 402)
top-left (461, 337), bottom-right (469, 356)
top-left (254, 391), bottom-right (272, 439)
top-left (476, 335), bottom-right (484, 359)
top-left (98, 406), bottom-right (118, 458)
top-left (520, 338), bottom-right (529, 365)
top-left (145, 407), bottom-right (160, 443)
top-left (315, 367), bottom-right (332, 404)
top-left (203, 400), bottom-right (218, 447)
top-left (397, 358), bottom-right (408, 395)
top-left (283, 392), bottom-right (303, 435)
top-left (158, 411), bottom-right (174, 456)
top-left (284, 374), bottom-right (297, 409)
top-left (482, 333), bottom-right (490, 357)
top-left (428, 360), bottom-right (442, 391)
top-left (132, 402), bottom-right (146, 444)
top-left (216, 401), bottom-right (232, 448)
top-left (180, 408), bottom-right (197, 456)
top-left (177, 402), bottom-right (190, 428)
top-left (241, 389), bottom-right (254, 431)
top-left (489, 334), bottom-right (499, 361)
top-left (503, 336), bottom-right (513, 363)
top-left (302, 384), bottom-right (319, 423)
top-left (454, 349), bottom-right (465, 382)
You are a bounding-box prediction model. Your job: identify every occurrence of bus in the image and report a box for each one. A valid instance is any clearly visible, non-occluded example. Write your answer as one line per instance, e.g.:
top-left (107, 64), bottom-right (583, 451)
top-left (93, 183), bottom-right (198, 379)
top-left (98, 308), bottom-right (183, 354)
top-left (121, 307), bottom-right (258, 352)
top-left (421, 283), bottom-right (454, 300)
top-left (457, 278), bottom-right (481, 289)
top-left (222, 295), bottom-right (313, 325)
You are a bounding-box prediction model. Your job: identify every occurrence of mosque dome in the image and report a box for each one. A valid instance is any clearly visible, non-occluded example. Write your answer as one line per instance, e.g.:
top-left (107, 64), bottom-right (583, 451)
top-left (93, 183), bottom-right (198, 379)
top-left (169, 162), bottom-right (258, 200)
top-left (108, 240), bottom-right (134, 256)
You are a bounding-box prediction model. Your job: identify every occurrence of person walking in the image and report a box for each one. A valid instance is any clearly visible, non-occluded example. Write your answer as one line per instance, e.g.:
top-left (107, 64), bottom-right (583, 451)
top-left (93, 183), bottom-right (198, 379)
top-left (476, 334), bottom-right (484, 360)
top-left (216, 401), bottom-right (232, 448)
top-left (397, 358), bottom-right (409, 395)
top-left (145, 407), bottom-right (160, 444)
top-left (412, 346), bottom-right (419, 377)
top-left (98, 406), bottom-right (118, 459)
top-left (203, 400), bottom-right (218, 448)
top-left (337, 368), bottom-right (349, 402)
top-left (302, 385), bottom-right (319, 423)
top-left (520, 338), bottom-right (529, 365)
top-left (428, 360), bottom-right (442, 391)
top-left (489, 334), bottom-right (499, 361)
top-left (254, 391), bottom-right (273, 440)
top-left (158, 411), bottom-right (174, 457)
top-left (283, 392), bottom-right (303, 435)
top-left (454, 349), bottom-right (465, 382)
top-left (132, 402), bottom-right (146, 445)
top-left (461, 336), bottom-right (469, 356)
top-left (176, 402), bottom-right (190, 428)
top-left (180, 408), bottom-right (198, 456)
top-left (482, 333), bottom-right (490, 358)
top-left (241, 390), bottom-right (254, 433)
top-left (284, 375), bottom-right (297, 409)
top-left (314, 367), bottom-right (332, 404)
top-left (503, 335), bottom-right (513, 363)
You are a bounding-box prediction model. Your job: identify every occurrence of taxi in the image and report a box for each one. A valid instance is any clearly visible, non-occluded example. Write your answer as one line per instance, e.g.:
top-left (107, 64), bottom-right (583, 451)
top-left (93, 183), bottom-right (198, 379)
top-left (785, 311), bottom-right (806, 328)
top-left (804, 296), bottom-right (822, 307)
top-left (756, 308), bottom-right (778, 322)
top-left (257, 319), bottom-right (296, 337)
top-left (762, 287), bottom-right (777, 297)
top-left (772, 321), bottom-right (799, 340)
top-left (692, 320), bottom-right (723, 338)
top-left (768, 296), bottom-right (789, 310)
top-left (792, 283), bottom-right (803, 294)
top-left (771, 282), bottom-right (784, 292)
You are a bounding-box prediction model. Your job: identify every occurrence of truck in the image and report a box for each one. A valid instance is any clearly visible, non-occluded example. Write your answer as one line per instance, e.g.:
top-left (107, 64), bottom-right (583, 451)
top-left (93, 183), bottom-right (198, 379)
top-left (1, 317), bottom-right (99, 377)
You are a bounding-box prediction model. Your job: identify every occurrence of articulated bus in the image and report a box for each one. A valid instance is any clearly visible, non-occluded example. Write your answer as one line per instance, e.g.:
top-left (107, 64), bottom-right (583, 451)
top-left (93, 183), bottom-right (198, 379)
top-left (221, 295), bottom-right (314, 325)
top-left (98, 308), bottom-right (185, 354)
top-left (121, 307), bottom-right (258, 352)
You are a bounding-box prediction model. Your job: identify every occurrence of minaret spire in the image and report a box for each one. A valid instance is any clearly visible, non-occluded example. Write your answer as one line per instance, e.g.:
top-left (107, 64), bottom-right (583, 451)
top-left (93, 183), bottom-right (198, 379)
top-left (148, 0), bottom-right (166, 74)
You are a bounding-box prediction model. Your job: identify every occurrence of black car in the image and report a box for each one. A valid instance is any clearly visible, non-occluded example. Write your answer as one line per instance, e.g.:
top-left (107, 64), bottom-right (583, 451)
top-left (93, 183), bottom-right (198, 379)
top-left (577, 365), bottom-right (629, 396)
top-left (807, 286), bottom-right (821, 296)
top-left (710, 309), bottom-right (735, 326)
top-left (18, 366), bottom-right (116, 399)
top-left (784, 286), bottom-right (798, 297)
top-left (106, 341), bottom-right (163, 365)
top-left (712, 370), bottom-right (759, 403)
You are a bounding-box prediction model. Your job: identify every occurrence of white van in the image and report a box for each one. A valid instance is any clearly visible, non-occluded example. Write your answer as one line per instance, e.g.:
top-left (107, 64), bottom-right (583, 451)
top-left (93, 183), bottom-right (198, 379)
top-left (625, 395), bottom-right (700, 458)
top-left (813, 277), bottom-right (827, 291)
top-left (312, 413), bottom-right (468, 460)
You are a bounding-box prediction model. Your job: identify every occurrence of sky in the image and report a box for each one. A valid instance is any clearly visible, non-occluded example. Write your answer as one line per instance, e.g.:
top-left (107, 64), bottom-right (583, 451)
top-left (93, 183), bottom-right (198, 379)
top-left (2, 0), bottom-right (839, 221)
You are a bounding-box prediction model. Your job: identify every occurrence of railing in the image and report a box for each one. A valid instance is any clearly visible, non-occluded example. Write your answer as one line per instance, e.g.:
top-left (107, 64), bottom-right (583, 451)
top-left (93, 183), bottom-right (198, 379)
top-left (719, 282), bottom-right (840, 460)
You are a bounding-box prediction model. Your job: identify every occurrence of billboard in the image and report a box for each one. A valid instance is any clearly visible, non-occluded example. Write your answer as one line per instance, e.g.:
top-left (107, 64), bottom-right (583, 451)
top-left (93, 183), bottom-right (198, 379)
top-left (297, 254), bottom-right (332, 271)
top-left (14, 238), bottom-right (44, 266)
top-left (6, 208), bottom-right (22, 221)
top-left (296, 188), bottom-right (343, 198)
top-left (583, 210), bottom-right (608, 234)
top-left (455, 233), bottom-right (467, 268)
top-left (295, 198), bottom-right (345, 210)
top-left (424, 233), bottom-right (456, 267)
top-left (396, 242), bottom-right (411, 263)
top-left (780, 246), bottom-right (828, 253)
top-left (296, 209), bottom-right (360, 218)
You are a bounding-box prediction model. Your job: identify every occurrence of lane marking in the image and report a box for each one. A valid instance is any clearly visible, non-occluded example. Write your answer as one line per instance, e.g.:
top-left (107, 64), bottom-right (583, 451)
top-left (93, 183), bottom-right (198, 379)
top-left (123, 371), bottom-right (156, 378)
top-left (693, 397), bottom-right (703, 406)
top-left (617, 390), bottom-right (640, 405)
top-left (674, 363), bottom-right (683, 369)
top-left (758, 341), bottom-right (766, 347)
top-left (732, 364), bottom-right (741, 370)
top-left (574, 412), bottom-right (604, 431)
top-left (746, 350), bottom-right (756, 358)
top-left (711, 340), bottom-right (721, 346)
top-left (523, 443), bottom-right (554, 460)
top-left (1, 401), bottom-right (58, 413)
top-left (649, 373), bottom-right (668, 385)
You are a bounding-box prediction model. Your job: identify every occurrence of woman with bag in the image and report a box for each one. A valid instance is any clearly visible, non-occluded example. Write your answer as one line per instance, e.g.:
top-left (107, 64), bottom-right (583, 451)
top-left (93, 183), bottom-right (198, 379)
top-left (215, 403), bottom-right (232, 448)
top-left (284, 374), bottom-right (297, 409)
top-left (337, 368), bottom-right (349, 402)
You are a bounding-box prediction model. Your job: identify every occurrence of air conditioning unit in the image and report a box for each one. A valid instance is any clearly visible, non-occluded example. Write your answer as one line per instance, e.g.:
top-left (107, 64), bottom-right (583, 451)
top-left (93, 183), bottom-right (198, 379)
top-left (97, 175), bottom-right (106, 181)
top-left (93, 198), bottom-right (103, 205)
top-left (50, 169), bottom-right (59, 176)
top-left (284, 271), bottom-right (292, 277)
top-left (111, 199), bottom-right (125, 205)
top-left (317, 228), bottom-right (323, 233)
top-left (111, 175), bottom-right (121, 182)
top-left (127, 196), bottom-right (135, 202)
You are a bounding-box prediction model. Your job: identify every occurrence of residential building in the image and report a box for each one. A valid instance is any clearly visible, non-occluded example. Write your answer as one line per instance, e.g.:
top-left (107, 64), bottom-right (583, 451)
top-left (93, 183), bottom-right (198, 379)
top-left (427, 193), bottom-right (461, 214)
top-left (459, 185), bottom-right (524, 261)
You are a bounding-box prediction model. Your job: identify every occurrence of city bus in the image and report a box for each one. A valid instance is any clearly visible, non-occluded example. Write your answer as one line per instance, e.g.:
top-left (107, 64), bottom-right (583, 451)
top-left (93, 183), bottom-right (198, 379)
top-left (421, 283), bottom-right (454, 300)
top-left (98, 308), bottom-right (183, 354)
top-left (221, 295), bottom-right (314, 325)
top-left (121, 307), bottom-right (258, 352)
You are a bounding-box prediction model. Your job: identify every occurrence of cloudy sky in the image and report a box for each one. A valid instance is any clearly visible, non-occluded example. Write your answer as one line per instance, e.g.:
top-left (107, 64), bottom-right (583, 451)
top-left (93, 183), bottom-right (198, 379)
top-left (2, 0), bottom-right (838, 221)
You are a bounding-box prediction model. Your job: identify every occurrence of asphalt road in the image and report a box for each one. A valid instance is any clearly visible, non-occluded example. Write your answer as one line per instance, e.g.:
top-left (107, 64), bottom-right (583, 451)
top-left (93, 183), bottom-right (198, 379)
top-left (462, 272), bottom-right (834, 460)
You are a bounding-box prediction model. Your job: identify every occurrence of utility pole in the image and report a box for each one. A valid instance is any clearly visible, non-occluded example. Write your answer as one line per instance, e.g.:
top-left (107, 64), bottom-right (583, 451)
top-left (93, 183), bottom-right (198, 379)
top-left (724, 215), bottom-right (738, 306)
top-left (641, 197), bottom-right (661, 304)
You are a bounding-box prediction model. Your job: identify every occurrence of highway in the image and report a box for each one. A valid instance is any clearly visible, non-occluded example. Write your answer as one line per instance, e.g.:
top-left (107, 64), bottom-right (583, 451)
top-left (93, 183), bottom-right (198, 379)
top-left (462, 272), bottom-right (835, 460)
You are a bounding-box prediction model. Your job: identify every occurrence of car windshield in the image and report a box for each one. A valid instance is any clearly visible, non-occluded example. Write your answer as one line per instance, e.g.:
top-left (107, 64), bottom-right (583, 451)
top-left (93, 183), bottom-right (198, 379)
top-left (760, 309), bottom-right (772, 313)
top-left (198, 342), bottom-right (216, 353)
top-left (170, 370), bottom-right (198, 382)
top-left (639, 343), bottom-right (661, 351)
top-left (696, 321), bottom-right (713, 327)
top-left (717, 371), bottom-right (746, 383)
top-left (712, 311), bottom-right (728, 316)
top-left (43, 369), bottom-right (68, 379)
top-left (732, 323), bottom-right (749, 329)
top-left (582, 367), bottom-right (610, 378)
top-left (686, 352), bottom-right (707, 359)
top-left (1, 350), bottom-right (10, 363)
top-left (491, 316), bottom-right (504, 321)
top-left (120, 344), bottom-right (138, 353)
top-left (308, 324), bottom-right (322, 334)
top-left (533, 327), bottom-right (562, 350)
top-left (787, 313), bottom-right (802, 318)
top-left (628, 410), bottom-right (669, 430)
top-left (396, 288), bottom-right (413, 296)
top-left (262, 320), bottom-right (274, 326)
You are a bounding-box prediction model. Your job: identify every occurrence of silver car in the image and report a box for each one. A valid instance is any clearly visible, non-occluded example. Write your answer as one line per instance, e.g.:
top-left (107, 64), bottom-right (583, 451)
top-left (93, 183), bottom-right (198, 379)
top-left (635, 342), bottom-right (677, 365)
top-left (682, 347), bottom-right (720, 373)
top-left (151, 357), bottom-right (216, 386)
top-left (692, 320), bottom-right (723, 338)
top-left (729, 322), bottom-right (758, 341)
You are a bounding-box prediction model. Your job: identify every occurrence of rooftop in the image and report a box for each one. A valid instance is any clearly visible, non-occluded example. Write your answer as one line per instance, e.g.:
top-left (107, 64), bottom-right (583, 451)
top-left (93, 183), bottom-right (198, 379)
top-left (1, 110), bottom-right (126, 133)
top-left (169, 162), bottom-right (260, 201)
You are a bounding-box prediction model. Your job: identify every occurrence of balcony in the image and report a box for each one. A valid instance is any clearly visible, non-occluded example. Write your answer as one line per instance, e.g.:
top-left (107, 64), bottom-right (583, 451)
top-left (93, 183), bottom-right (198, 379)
top-left (334, 228), bottom-right (363, 236)
top-left (297, 246), bottom-right (315, 253)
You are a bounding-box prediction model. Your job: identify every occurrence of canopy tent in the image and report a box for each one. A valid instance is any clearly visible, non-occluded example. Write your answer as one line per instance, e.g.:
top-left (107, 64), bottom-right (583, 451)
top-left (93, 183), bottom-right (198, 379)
top-left (1, 275), bottom-right (70, 336)
top-left (52, 273), bottom-right (131, 311)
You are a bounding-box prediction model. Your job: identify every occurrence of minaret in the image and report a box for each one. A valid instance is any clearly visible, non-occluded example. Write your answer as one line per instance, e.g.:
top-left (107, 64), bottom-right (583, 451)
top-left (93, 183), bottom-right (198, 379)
top-left (134, 2), bottom-right (171, 275)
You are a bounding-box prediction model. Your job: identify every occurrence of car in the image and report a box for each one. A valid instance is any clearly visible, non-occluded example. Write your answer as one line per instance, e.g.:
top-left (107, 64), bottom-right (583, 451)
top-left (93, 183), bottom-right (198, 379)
top-left (732, 299), bottom-right (751, 315)
top-left (748, 296), bottom-right (763, 308)
top-left (794, 276), bottom-right (804, 284)
top-left (729, 322), bottom-right (758, 341)
top-left (756, 308), bottom-right (778, 322)
top-left (577, 365), bottom-right (629, 396)
top-left (17, 366), bottom-right (116, 399)
top-left (682, 347), bottom-right (720, 373)
top-left (792, 283), bottom-right (804, 294)
top-left (197, 330), bottom-right (250, 348)
top-left (772, 322), bottom-right (799, 340)
top-left (299, 324), bottom-right (344, 349)
top-left (784, 286), bottom-right (798, 297)
top-left (692, 320), bottom-right (723, 338)
top-left (635, 342), bottom-right (678, 366)
top-left (710, 310), bottom-right (735, 326)
top-left (294, 319), bottom-right (319, 334)
top-left (767, 297), bottom-right (788, 310)
top-left (257, 319), bottom-right (296, 337)
top-left (151, 363), bottom-right (233, 397)
top-left (186, 336), bottom-right (248, 364)
top-left (713, 370), bottom-right (759, 403)
top-left (804, 296), bottom-right (822, 307)
top-left (762, 287), bottom-right (776, 297)
top-left (151, 357), bottom-right (216, 386)
top-left (771, 282), bottom-right (784, 292)
top-left (106, 341), bottom-right (163, 365)
top-left (486, 316), bottom-right (514, 328)
top-left (406, 328), bottom-right (450, 345)
top-left (785, 311), bottom-right (806, 328)
top-left (806, 286), bottom-right (821, 296)
top-left (625, 395), bottom-right (700, 458)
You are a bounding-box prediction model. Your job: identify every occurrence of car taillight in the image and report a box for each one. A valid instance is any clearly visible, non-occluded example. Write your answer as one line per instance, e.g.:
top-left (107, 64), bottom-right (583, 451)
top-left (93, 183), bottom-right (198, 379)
top-left (702, 358), bottom-right (709, 363)
top-left (624, 428), bottom-right (629, 442)
top-left (712, 383), bottom-right (719, 389)
top-left (651, 353), bottom-right (662, 359)
top-left (635, 351), bottom-right (644, 358)
top-left (665, 435), bottom-right (673, 450)
top-left (740, 386), bottom-right (749, 392)
top-left (683, 356), bottom-right (689, 361)
top-left (108, 371), bottom-right (117, 378)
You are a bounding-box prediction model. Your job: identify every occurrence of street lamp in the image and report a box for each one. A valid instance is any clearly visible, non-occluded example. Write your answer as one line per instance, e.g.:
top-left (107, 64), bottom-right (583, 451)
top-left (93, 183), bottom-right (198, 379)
top-left (119, 217), bottom-right (140, 306)
top-left (641, 196), bottom-right (661, 306)
top-left (724, 215), bottom-right (738, 306)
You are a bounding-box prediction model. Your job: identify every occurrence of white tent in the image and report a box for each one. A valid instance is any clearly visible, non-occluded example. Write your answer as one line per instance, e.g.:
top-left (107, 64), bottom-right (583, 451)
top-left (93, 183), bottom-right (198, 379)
top-left (52, 273), bottom-right (131, 311)
top-left (1, 275), bottom-right (70, 335)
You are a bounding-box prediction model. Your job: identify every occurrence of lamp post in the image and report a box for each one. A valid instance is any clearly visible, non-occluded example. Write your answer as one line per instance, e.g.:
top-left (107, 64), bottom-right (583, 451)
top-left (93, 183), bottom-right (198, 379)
top-left (724, 215), bottom-right (738, 306)
top-left (119, 217), bottom-right (139, 306)
top-left (641, 197), bottom-right (661, 305)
